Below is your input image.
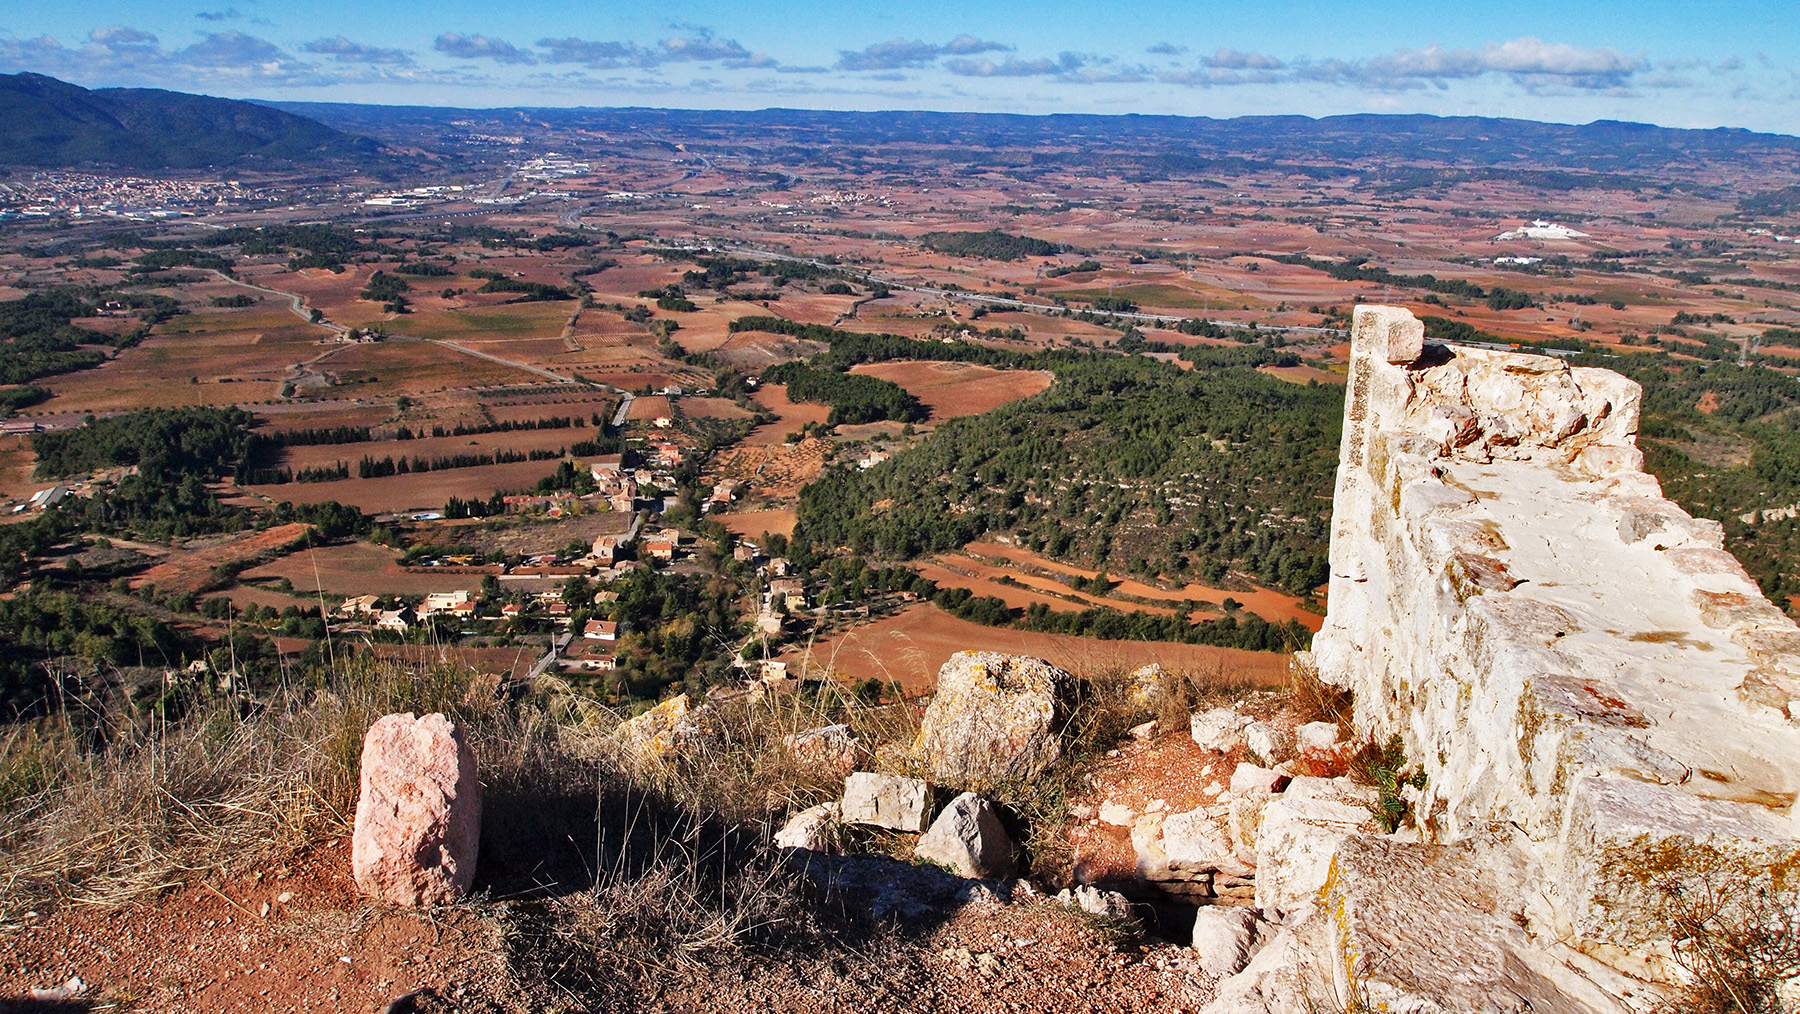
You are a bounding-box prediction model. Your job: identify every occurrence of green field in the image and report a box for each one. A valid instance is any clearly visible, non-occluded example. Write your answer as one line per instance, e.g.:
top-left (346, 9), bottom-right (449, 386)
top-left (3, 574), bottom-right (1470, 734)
top-left (398, 301), bottom-right (569, 342)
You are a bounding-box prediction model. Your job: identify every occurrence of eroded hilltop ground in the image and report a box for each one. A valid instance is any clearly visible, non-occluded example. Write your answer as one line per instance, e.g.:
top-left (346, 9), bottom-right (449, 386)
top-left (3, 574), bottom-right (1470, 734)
top-left (0, 650), bottom-right (1336, 1013)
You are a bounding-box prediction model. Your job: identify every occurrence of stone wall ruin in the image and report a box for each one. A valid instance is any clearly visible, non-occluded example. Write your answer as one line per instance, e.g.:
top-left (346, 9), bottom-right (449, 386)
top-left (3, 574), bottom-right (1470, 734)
top-left (1212, 305), bottom-right (1800, 1012)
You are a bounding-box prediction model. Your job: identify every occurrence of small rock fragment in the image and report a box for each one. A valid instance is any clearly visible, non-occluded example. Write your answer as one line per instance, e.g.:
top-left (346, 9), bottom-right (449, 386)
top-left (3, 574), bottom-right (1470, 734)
top-left (841, 771), bottom-right (931, 831)
top-left (1190, 707), bottom-right (1250, 752)
top-left (1127, 663), bottom-right (1167, 710)
top-left (1295, 721), bottom-right (1341, 754)
top-left (784, 724), bottom-right (861, 776)
top-left (774, 801), bottom-right (841, 852)
top-left (1230, 762), bottom-right (1290, 796)
top-left (1098, 801), bottom-right (1135, 826)
top-left (1244, 722), bottom-right (1295, 765)
top-left (915, 791), bottom-right (1015, 879)
top-left (1055, 884), bottom-right (1138, 925)
top-left (1192, 906), bottom-right (1259, 977)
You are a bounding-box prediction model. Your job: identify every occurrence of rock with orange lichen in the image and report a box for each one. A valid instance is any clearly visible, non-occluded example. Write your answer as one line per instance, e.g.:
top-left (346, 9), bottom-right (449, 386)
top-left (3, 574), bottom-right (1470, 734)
top-left (914, 652), bottom-right (1069, 793)
top-left (611, 693), bottom-right (705, 767)
top-left (351, 712), bottom-right (482, 908)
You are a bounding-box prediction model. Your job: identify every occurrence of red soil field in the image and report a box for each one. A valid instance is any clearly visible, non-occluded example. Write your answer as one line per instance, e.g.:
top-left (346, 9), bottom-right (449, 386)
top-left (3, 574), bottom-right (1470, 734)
top-left (761, 292), bottom-right (861, 326)
top-left (744, 384), bottom-right (830, 445)
top-left (1260, 364), bottom-right (1346, 386)
top-left (252, 403), bottom-right (396, 433)
top-left (0, 439), bottom-right (39, 504)
top-left (310, 341), bottom-right (544, 397)
top-left (40, 311), bottom-right (328, 413)
top-left (628, 395), bottom-right (673, 421)
top-left (679, 397), bottom-right (755, 420)
top-left (245, 457), bottom-right (565, 514)
top-left (783, 604), bottom-right (1291, 696)
top-left (708, 438), bottom-right (830, 500)
top-left (912, 558), bottom-right (1175, 617)
top-left (848, 361), bottom-right (1053, 419)
top-left (960, 541), bottom-right (1321, 629)
top-left (714, 509), bottom-right (798, 541)
top-left (272, 426), bottom-right (587, 473)
top-left (241, 541), bottom-right (480, 597)
top-left (130, 523), bottom-right (315, 595)
top-left (482, 395), bottom-right (619, 424)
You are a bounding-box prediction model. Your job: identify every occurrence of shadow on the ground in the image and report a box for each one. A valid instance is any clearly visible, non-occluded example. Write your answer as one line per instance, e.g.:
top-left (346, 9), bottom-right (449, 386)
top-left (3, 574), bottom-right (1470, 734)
top-left (0, 1000), bottom-right (95, 1013)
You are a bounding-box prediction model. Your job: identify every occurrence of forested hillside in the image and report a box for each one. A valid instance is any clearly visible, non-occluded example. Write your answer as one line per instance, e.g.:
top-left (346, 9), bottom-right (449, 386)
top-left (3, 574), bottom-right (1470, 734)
top-left (795, 353), bottom-right (1342, 595)
top-left (0, 73), bottom-right (380, 170)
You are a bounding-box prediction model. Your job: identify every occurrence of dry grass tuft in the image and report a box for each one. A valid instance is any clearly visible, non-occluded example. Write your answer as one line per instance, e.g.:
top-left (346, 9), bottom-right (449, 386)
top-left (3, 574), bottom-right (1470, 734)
top-left (1153, 656), bottom-right (1269, 735)
top-left (1654, 878), bottom-right (1800, 1014)
top-left (0, 656), bottom-right (508, 920)
top-left (1286, 651), bottom-right (1353, 732)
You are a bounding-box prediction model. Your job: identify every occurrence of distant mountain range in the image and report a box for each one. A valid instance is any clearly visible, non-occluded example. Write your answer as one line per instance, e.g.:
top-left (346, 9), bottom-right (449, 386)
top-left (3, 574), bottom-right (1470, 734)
top-left (275, 101), bottom-right (1800, 179)
top-left (0, 73), bottom-right (381, 171)
top-left (4, 70), bottom-right (1796, 182)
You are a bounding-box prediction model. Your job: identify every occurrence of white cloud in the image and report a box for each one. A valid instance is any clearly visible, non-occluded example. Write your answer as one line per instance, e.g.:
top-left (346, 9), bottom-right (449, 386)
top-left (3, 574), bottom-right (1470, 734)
top-left (0, 27), bottom-right (470, 89)
top-left (837, 37), bottom-right (1009, 71)
top-left (434, 33), bottom-right (537, 66)
top-left (304, 36), bottom-right (415, 67)
top-left (535, 29), bottom-right (773, 70)
top-left (945, 53), bottom-right (1084, 78)
top-left (1204, 47), bottom-right (1283, 71)
top-left (1302, 37), bottom-right (1645, 91)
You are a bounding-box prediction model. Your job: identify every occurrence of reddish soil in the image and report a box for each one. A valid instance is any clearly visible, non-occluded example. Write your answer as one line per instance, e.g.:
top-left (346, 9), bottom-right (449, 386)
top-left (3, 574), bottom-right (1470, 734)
top-left (40, 309), bottom-right (326, 413)
top-left (130, 523), bottom-right (315, 595)
top-left (960, 542), bottom-right (1322, 629)
top-left (308, 341), bottom-right (544, 398)
top-left (849, 361), bottom-right (1053, 420)
top-left (241, 542), bottom-right (476, 598)
top-left (0, 439), bottom-right (39, 504)
top-left (715, 508), bottom-right (799, 541)
top-left (245, 458), bottom-right (567, 514)
top-left (745, 385), bottom-right (831, 445)
top-left (0, 843), bottom-right (1220, 1013)
top-left (628, 395), bottom-right (674, 421)
top-left (1066, 698), bottom-right (1300, 890)
top-left (708, 438), bottom-right (831, 500)
top-left (1259, 364), bottom-right (1345, 386)
top-left (254, 404), bottom-right (397, 434)
top-left (785, 604), bottom-right (1291, 696)
top-left (482, 395), bottom-right (618, 425)
top-left (0, 845), bottom-right (510, 1013)
top-left (275, 426), bottom-right (587, 473)
top-left (914, 558), bottom-right (1182, 617)
top-left (679, 397), bottom-right (755, 420)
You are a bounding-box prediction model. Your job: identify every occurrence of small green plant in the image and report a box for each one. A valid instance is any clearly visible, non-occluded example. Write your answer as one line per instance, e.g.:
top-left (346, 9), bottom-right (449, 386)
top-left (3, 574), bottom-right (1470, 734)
top-left (1349, 735), bottom-right (1426, 833)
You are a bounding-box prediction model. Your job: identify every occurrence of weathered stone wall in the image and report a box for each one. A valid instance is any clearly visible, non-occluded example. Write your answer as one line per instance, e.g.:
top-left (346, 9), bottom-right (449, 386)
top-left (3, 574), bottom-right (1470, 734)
top-left (1310, 305), bottom-right (1800, 973)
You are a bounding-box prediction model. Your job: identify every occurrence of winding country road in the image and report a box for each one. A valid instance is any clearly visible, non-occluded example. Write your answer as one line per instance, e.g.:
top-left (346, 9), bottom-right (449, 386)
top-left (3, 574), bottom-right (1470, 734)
top-left (204, 269), bottom-right (346, 338)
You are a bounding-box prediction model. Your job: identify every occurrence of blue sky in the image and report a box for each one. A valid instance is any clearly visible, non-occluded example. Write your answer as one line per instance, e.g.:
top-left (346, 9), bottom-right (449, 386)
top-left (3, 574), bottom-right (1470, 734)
top-left (3, 1), bottom-right (1797, 133)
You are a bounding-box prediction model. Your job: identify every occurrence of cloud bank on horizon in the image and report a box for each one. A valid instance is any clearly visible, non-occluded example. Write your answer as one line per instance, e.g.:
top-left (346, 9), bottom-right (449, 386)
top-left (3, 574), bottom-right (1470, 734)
top-left (0, 1), bottom-right (1794, 133)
